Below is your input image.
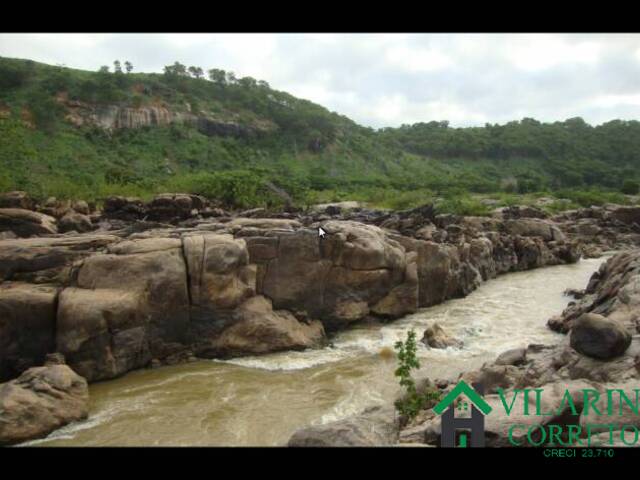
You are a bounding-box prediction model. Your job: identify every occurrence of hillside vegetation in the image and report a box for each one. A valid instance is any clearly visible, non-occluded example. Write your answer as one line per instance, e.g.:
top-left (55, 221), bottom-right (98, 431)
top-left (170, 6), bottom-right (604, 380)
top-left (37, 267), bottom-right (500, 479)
top-left (1, 56), bottom-right (639, 213)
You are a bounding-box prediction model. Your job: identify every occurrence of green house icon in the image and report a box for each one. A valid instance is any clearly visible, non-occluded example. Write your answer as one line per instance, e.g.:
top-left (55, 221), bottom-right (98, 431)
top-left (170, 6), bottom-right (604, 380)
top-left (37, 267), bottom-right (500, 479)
top-left (433, 380), bottom-right (492, 448)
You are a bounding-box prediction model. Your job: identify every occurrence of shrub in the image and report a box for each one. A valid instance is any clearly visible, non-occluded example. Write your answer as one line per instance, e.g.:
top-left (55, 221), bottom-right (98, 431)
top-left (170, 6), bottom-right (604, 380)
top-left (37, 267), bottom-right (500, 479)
top-left (28, 91), bottom-right (62, 133)
top-left (0, 61), bottom-right (31, 90)
top-left (393, 330), bottom-right (438, 421)
top-left (621, 180), bottom-right (640, 195)
top-left (436, 193), bottom-right (491, 216)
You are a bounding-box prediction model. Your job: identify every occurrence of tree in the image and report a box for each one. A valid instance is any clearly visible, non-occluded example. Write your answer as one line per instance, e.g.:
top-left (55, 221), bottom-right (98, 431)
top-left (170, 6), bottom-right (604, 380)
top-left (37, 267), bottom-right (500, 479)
top-left (238, 76), bottom-right (257, 89)
top-left (114, 60), bottom-right (122, 74)
top-left (164, 61), bottom-right (187, 77)
top-left (226, 71), bottom-right (237, 84)
top-left (98, 65), bottom-right (110, 73)
top-left (124, 61), bottom-right (133, 73)
top-left (188, 66), bottom-right (204, 79)
top-left (208, 68), bottom-right (226, 85)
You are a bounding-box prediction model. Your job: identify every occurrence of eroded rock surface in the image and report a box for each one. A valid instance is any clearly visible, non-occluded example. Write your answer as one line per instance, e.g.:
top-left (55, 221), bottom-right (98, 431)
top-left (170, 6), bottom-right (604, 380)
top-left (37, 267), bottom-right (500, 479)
top-left (0, 359), bottom-right (88, 445)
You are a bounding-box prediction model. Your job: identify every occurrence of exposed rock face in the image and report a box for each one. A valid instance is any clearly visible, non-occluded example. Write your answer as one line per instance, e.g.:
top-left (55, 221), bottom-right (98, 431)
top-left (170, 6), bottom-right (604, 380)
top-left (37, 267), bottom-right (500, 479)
top-left (608, 206), bottom-right (640, 226)
top-left (0, 234), bottom-right (119, 282)
top-left (0, 208), bottom-right (57, 237)
top-left (0, 201), bottom-right (585, 385)
top-left (61, 99), bottom-right (273, 138)
top-left (0, 283), bottom-right (58, 382)
top-left (259, 221), bottom-right (414, 330)
top-left (288, 406), bottom-right (399, 447)
top-left (570, 313), bottom-right (632, 359)
top-left (56, 237), bottom-right (190, 381)
top-left (185, 233), bottom-right (256, 327)
top-left (553, 205), bottom-right (640, 256)
top-left (0, 361), bottom-right (88, 445)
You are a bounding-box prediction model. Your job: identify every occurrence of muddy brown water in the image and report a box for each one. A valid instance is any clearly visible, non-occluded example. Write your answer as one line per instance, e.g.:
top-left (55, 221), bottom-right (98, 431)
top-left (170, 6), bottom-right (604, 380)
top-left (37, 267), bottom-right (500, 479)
top-left (25, 257), bottom-right (607, 447)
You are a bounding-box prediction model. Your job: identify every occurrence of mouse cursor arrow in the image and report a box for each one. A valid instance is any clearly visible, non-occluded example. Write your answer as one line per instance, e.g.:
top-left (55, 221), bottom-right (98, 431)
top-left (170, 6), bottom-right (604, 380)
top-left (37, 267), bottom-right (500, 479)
top-left (318, 227), bottom-right (327, 239)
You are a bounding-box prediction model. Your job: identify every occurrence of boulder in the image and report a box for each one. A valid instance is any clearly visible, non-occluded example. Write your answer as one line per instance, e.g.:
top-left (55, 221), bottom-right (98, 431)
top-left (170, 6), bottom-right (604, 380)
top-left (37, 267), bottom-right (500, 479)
top-left (0, 191), bottom-right (34, 210)
top-left (0, 283), bottom-right (58, 381)
top-left (0, 208), bottom-right (57, 237)
top-left (288, 406), bottom-right (399, 446)
top-left (56, 287), bottom-right (150, 381)
top-left (58, 211), bottom-right (94, 233)
top-left (0, 234), bottom-right (119, 282)
top-left (200, 295), bottom-right (325, 358)
top-left (57, 238), bottom-right (190, 380)
top-left (103, 196), bottom-right (146, 221)
top-left (71, 200), bottom-right (90, 215)
top-left (147, 193), bottom-right (207, 222)
top-left (570, 313), bottom-right (632, 360)
top-left (421, 322), bottom-right (462, 349)
top-left (0, 362), bottom-right (88, 445)
top-left (495, 347), bottom-right (527, 366)
top-left (184, 234), bottom-right (256, 326)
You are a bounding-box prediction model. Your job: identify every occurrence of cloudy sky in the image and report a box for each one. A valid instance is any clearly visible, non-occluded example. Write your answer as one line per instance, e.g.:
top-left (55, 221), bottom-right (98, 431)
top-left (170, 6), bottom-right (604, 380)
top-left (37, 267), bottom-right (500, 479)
top-left (1, 33), bottom-right (639, 128)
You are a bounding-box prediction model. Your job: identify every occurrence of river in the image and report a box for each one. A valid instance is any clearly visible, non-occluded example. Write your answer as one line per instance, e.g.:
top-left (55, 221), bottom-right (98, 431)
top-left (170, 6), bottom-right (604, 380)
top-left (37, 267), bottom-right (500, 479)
top-left (25, 256), bottom-right (607, 447)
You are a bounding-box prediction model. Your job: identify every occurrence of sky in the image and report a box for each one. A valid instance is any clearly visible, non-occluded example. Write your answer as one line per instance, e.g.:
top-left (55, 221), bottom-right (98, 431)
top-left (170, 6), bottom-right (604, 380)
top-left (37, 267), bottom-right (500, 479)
top-left (1, 33), bottom-right (639, 129)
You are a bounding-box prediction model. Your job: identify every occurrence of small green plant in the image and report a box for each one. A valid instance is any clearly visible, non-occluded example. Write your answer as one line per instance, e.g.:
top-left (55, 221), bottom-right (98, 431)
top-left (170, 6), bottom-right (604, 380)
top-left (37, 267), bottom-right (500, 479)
top-left (393, 330), bottom-right (432, 421)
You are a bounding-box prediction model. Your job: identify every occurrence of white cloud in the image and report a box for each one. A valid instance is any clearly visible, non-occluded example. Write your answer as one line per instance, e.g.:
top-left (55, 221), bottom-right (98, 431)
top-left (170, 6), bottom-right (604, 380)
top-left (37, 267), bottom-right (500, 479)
top-left (384, 45), bottom-right (454, 73)
top-left (505, 35), bottom-right (603, 71)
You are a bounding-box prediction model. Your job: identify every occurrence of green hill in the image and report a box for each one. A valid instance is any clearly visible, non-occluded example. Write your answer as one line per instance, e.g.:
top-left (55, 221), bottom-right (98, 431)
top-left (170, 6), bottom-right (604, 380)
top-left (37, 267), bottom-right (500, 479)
top-left (1, 56), bottom-right (639, 212)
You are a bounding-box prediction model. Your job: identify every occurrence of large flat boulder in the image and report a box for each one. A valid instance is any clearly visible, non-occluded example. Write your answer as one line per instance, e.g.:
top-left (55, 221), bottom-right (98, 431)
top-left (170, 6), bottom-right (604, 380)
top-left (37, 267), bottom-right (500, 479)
top-left (0, 191), bottom-right (34, 210)
top-left (0, 208), bottom-right (57, 237)
top-left (0, 234), bottom-right (119, 282)
top-left (504, 218), bottom-right (565, 242)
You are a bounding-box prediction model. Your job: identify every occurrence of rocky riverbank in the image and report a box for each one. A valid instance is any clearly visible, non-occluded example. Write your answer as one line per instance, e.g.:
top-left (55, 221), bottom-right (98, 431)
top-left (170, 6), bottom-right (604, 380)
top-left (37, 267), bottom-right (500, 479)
top-left (288, 249), bottom-right (640, 447)
top-left (1, 191), bottom-right (639, 445)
